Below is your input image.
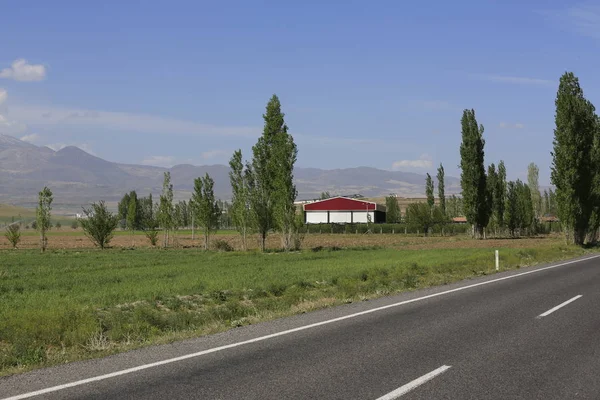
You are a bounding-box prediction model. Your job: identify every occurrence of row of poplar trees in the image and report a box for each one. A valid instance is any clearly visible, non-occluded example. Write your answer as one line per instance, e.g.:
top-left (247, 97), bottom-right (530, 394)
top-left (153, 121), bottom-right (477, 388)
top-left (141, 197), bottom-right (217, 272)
top-left (460, 72), bottom-right (599, 244)
top-left (114, 95), bottom-right (298, 252)
top-left (460, 109), bottom-right (545, 239)
top-left (229, 94), bottom-right (299, 252)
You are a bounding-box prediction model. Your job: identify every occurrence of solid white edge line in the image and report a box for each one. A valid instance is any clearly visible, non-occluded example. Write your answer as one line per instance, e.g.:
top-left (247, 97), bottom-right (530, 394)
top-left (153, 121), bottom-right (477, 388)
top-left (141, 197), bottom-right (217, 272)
top-left (375, 365), bottom-right (452, 399)
top-left (2, 255), bottom-right (599, 400)
top-left (537, 295), bottom-right (583, 318)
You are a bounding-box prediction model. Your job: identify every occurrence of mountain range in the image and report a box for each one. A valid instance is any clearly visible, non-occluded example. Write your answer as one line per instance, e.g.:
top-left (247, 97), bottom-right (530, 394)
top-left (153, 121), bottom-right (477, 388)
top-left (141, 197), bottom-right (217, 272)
top-left (0, 134), bottom-right (460, 213)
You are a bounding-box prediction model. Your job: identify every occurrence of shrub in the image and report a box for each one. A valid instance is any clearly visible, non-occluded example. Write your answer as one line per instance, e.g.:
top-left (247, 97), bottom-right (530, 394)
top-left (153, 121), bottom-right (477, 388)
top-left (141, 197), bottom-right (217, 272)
top-left (213, 239), bottom-right (234, 252)
top-left (78, 201), bottom-right (119, 249)
top-left (5, 224), bottom-right (21, 249)
top-left (144, 229), bottom-right (159, 247)
top-left (55, 221), bottom-right (62, 229)
top-left (71, 220), bottom-right (79, 229)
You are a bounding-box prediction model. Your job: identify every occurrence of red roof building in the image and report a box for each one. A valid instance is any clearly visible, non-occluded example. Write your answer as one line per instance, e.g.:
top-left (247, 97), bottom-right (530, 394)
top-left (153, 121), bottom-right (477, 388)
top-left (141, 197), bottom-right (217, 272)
top-left (303, 197), bottom-right (386, 224)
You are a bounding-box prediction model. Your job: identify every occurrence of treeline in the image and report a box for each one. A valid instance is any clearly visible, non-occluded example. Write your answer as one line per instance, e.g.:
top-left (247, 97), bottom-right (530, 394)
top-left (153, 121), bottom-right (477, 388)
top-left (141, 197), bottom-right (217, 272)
top-left (383, 159), bottom-right (559, 238)
top-left (453, 71), bottom-right (598, 245)
top-left (114, 94), bottom-right (300, 252)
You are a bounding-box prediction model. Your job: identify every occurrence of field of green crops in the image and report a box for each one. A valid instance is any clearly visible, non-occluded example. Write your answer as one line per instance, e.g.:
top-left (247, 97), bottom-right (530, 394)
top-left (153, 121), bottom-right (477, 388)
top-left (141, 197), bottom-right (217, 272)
top-left (0, 242), bottom-right (591, 376)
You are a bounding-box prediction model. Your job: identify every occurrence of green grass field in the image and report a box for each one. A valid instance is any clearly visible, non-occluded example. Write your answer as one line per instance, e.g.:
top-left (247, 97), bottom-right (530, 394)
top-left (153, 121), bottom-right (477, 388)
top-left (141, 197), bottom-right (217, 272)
top-left (0, 243), bottom-right (592, 376)
top-left (0, 203), bottom-right (75, 227)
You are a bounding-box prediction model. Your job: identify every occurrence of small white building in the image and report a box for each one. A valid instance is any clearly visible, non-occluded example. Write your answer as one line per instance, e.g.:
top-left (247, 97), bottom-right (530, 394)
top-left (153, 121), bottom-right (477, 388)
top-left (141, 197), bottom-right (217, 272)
top-left (303, 196), bottom-right (386, 224)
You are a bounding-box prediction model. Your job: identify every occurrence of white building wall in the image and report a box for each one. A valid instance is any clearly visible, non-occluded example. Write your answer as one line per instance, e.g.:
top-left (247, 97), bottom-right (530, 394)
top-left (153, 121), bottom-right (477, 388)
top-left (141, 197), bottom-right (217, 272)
top-left (306, 211), bottom-right (329, 224)
top-left (329, 211), bottom-right (352, 224)
top-left (351, 211), bottom-right (374, 224)
top-left (305, 210), bottom-right (375, 224)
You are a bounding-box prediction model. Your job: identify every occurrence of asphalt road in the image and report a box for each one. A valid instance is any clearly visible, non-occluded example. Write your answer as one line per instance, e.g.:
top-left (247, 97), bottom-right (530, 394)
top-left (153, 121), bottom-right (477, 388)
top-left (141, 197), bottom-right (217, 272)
top-left (2, 254), bottom-right (600, 399)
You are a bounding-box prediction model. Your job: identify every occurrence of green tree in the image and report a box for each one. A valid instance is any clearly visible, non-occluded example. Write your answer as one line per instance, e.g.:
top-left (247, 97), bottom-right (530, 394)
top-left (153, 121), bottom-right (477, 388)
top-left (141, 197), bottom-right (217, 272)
top-left (229, 150), bottom-right (252, 250)
top-left (117, 192), bottom-right (131, 229)
top-left (551, 72), bottom-right (597, 245)
top-left (272, 116), bottom-right (298, 251)
top-left (425, 173), bottom-right (434, 210)
top-left (248, 94), bottom-right (293, 251)
top-left (486, 163), bottom-right (498, 234)
top-left (505, 181), bottom-right (518, 237)
top-left (527, 162), bottom-right (541, 219)
top-left (127, 195), bottom-right (137, 246)
top-left (36, 186), bottom-right (53, 252)
top-left (407, 203), bottom-right (435, 236)
top-left (517, 181), bottom-right (534, 234)
top-left (587, 115), bottom-right (600, 243)
top-left (139, 193), bottom-right (159, 246)
top-left (79, 201), bottom-right (119, 249)
top-left (446, 195), bottom-right (463, 218)
top-left (178, 200), bottom-right (190, 227)
top-left (191, 173), bottom-right (221, 250)
top-left (459, 109), bottom-right (489, 238)
top-left (548, 188), bottom-right (558, 215)
top-left (158, 172), bottom-right (174, 248)
top-left (385, 196), bottom-right (400, 223)
top-left (496, 160), bottom-right (507, 229)
top-left (320, 191), bottom-right (331, 200)
top-left (437, 164), bottom-right (446, 215)
top-left (5, 223), bottom-right (21, 249)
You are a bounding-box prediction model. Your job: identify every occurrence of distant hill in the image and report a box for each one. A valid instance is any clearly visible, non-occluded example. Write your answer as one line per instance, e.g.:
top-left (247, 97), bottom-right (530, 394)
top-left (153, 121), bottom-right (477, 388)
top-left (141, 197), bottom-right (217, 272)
top-left (0, 134), bottom-right (460, 212)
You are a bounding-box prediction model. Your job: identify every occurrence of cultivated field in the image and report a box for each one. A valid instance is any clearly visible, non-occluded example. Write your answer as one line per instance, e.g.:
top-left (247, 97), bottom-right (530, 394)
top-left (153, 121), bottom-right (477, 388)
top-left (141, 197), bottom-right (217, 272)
top-left (0, 229), bottom-right (592, 376)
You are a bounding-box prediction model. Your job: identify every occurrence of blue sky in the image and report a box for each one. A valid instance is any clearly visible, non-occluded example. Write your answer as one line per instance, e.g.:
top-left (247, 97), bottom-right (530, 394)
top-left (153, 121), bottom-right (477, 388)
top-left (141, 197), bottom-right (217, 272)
top-left (1, 1), bottom-right (600, 185)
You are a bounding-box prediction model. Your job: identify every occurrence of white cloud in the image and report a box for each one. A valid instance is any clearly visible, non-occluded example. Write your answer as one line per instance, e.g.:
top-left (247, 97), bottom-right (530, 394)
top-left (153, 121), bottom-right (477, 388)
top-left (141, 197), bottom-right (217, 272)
top-left (0, 59), bottom-right (47, 82)
top-left (141, 155), bottom-right (177, 168)
top-left (472, 74), bottom-right (553, 86)
top-left (0, 114), bottom-right (27, 135)
top-left (20, 133), bottom-right (40, 143)
top-left (200, 149), bottom-right (229, 160)
top-left (0, 88), bottom-right (6, 104)
top-left (499, 122), bottom-right (525, 129)
top-left (543, 5), bottom-right (600, 40)
top-left (392, 154), bottom-right (433, 170)
top-left (8, 104), bottom-right (258, 138)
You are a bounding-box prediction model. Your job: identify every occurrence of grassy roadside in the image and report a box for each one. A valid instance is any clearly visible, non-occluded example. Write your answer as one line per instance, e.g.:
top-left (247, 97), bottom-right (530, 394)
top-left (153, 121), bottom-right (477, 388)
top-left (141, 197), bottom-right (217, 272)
top-left (0, 243), bottom-right (594, 376)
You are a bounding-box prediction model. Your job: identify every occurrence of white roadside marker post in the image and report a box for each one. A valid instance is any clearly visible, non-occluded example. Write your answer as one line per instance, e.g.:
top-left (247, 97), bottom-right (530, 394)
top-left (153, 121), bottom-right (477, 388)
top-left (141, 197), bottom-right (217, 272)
top-left (495, 250), bottom-right (499, 271)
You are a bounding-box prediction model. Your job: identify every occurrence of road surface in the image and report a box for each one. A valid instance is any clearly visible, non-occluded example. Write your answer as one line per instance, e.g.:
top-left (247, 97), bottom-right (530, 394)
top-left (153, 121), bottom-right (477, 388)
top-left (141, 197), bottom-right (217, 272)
top-left (2, 254), bottom-right (600, 399)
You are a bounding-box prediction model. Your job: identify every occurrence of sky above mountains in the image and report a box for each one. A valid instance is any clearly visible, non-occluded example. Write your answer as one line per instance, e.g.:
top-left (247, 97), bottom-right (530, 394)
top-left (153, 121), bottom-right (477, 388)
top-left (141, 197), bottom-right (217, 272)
top-left (1, 1), bottom-right (599, 186)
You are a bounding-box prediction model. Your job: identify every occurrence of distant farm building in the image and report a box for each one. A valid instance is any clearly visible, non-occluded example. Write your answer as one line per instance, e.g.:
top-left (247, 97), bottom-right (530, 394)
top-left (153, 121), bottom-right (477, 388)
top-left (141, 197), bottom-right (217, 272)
top-left (452, 216), bottom-right (468, 224)
top-left (303, 197), bottom-right (386, 224)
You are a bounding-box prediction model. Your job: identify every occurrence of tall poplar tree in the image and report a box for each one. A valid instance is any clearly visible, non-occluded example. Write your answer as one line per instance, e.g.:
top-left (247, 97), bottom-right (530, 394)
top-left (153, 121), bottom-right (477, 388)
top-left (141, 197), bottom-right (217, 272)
top-left (486, 163), bottom-right (498, 234)
top-left (436, 163), bottom-right (446, 215)
top-left (158, 172), bottom-right (174, 248)
top-left (425, 173), bottom-right (434, 209)
top-left (551, 72), bottom-right (597, 245)
top-left (385, 196), bottom-right (400, 223)
top-left (496, 160), bottom-right (507, 228)
top-left (127, 195), bottom-right (137, 246)
top-left (527, 162), bottom-right (541, 219)
top-left (460, 109), bottom-right (489, 238)
top-left (36, 186), bottom-right (53, 252)
top-left (191, 173), bottom-right (220, 250)
top-left (229, 150), bottom-right (252, 250)
top-left (249, 94), bottom-right (297, 251)
top-left (273, 122), bottom-right (298, 251)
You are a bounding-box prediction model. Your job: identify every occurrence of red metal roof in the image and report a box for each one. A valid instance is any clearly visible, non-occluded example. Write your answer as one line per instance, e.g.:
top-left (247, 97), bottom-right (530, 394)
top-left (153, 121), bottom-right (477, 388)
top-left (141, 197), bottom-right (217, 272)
top-left (304, 196), bottom-right (377, 211)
